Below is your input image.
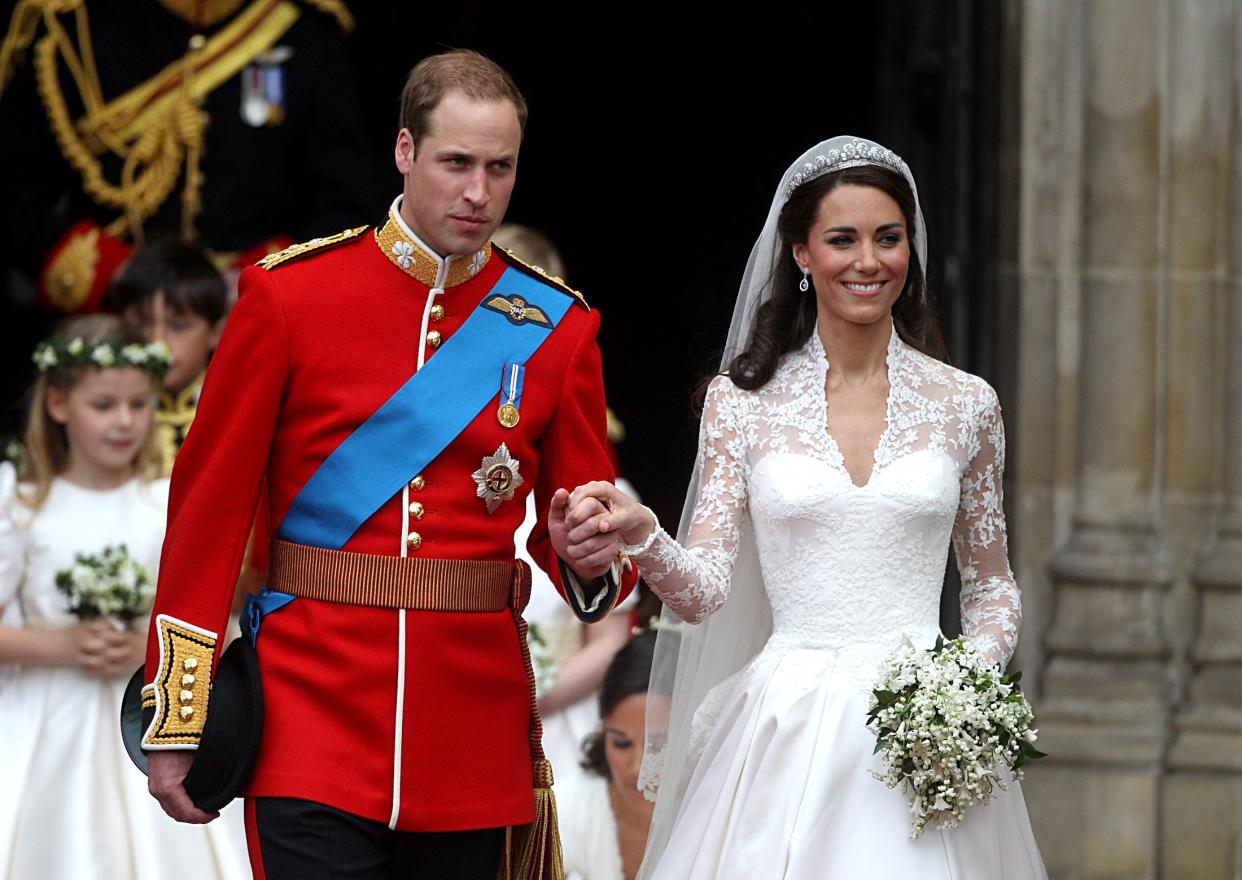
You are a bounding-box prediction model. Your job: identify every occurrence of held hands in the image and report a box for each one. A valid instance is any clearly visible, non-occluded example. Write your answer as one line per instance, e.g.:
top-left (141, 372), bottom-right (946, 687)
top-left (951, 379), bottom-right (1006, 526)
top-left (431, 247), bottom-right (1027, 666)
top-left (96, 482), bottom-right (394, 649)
top-left (548, 481), bottom-right (654, 580)
top-left (549, 488), bottom-right (619, 579)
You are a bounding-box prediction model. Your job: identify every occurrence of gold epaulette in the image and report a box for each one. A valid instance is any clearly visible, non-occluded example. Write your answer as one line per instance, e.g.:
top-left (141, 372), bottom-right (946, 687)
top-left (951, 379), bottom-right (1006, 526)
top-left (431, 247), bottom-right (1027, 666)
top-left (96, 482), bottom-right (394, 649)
top-left (497, 246), bottom-right (590, 310)
top-left (257, 225), bottom-right (368, 270)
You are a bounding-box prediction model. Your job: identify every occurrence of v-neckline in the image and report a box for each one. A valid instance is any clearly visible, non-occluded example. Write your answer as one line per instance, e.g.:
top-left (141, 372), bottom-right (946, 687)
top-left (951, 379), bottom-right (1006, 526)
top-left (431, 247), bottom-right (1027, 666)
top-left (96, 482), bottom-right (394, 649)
top-left (811, 324), bottom-right (899, 491)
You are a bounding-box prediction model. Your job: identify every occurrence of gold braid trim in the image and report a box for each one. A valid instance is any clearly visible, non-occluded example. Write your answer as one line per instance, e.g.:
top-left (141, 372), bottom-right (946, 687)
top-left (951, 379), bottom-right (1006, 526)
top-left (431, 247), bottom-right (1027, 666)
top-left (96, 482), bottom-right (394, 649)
top-left (300, 0), bottom-right (353, 33)
top-left (142, 615), bottom-right (218, 749)
top-left (34, 29), bottom-right (182, 238)
top-left (154, 372), bottom-right (202, 476)
top-left (25, 0), bottom-right (298, 241)
top-left (498, 247), bottom-right (589, 311)
top-left (84, 0), bottom-right (299, 147)
top-left (43, 223), bottom-right (100, 311)
top-left (0, 0), bottom-right (70, 95)
top-left (257, 225), bottom-right (368, 269)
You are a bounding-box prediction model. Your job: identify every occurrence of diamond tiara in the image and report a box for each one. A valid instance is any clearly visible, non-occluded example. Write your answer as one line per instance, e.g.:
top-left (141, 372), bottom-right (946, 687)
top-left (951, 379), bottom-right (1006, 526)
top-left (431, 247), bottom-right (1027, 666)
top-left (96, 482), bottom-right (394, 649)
top-left (785, 140), bottom-right (909, 198)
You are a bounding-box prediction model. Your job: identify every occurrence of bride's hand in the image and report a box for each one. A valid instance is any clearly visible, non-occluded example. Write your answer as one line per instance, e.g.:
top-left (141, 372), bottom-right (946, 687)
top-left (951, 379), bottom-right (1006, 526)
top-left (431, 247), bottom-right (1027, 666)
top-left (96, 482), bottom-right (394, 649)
top-left (566, 481), bottom-right (655, 548)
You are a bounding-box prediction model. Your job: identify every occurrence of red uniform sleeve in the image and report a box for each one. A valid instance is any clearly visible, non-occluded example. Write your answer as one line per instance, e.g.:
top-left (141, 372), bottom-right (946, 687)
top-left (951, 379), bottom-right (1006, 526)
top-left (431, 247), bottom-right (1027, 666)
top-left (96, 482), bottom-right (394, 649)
top-left (528, 306), bottom-right (637, 622)
top-left (141, 266), bottom-right (290, 749)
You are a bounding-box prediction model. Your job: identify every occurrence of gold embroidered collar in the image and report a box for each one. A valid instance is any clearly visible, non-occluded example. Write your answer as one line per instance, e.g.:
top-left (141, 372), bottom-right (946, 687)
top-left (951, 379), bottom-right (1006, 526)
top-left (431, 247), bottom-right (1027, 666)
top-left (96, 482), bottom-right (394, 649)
top-left (375, 199), bottom-right (491, 289)
top-left (156, 373), bottom-right (205, 428)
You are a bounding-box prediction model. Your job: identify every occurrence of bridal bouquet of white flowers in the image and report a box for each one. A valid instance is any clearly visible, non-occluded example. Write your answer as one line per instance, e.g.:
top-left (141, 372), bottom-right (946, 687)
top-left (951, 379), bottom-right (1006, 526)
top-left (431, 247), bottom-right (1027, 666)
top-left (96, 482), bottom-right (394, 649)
top-left (54, 544), bottom-right (156, 626)
top-left (866, 635), bottom-right (1046, 838)
top-left (526, 622), bottom-right (558, 698)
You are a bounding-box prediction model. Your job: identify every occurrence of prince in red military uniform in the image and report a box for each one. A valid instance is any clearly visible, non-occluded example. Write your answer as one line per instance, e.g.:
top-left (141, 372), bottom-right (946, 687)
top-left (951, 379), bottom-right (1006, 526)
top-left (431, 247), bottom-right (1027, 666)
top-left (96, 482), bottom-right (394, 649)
top-left (141, 50), bottom-right (634, 879)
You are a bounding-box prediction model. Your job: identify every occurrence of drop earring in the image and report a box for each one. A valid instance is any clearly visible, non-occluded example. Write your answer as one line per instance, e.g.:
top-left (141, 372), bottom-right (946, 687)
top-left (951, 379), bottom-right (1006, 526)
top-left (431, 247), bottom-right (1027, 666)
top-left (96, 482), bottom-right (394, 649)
top-left (799, 267), bottom-right (810, 293)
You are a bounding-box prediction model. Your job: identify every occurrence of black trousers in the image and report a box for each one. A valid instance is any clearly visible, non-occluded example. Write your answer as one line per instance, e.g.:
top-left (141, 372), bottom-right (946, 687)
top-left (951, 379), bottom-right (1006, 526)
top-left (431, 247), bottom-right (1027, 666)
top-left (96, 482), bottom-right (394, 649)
top-left (246, 797), bottom-right (505, 880)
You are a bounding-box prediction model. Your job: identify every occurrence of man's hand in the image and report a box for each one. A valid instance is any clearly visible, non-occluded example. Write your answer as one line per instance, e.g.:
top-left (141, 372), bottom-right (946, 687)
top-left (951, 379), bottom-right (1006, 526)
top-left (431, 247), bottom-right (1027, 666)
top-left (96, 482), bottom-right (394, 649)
top-left (148, 751), bottom-right (219, 824)
top-left (549, 480), bottom-right (655, 580)
top-left (549, 489), bottom-right (620, 580)
top-left (566, 480), bottom-right (654, 548)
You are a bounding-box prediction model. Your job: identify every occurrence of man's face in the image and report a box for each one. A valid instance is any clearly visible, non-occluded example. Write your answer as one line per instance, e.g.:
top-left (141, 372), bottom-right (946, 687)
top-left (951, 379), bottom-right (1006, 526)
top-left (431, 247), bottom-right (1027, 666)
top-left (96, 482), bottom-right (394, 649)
top-left (394, 91), bottom-right (521, 257)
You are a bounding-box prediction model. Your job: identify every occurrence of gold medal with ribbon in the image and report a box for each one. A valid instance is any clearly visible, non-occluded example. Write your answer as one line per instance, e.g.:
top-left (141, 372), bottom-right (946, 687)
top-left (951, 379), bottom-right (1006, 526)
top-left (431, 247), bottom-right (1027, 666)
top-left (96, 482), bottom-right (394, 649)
top-left (497, 362), bottom-right (524, 429)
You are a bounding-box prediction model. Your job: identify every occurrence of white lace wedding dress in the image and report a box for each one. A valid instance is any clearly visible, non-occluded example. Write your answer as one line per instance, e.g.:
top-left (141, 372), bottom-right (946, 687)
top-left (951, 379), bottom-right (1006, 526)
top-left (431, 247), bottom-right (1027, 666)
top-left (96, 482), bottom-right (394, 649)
top-left (628, 326), bottom-right (1048, 878)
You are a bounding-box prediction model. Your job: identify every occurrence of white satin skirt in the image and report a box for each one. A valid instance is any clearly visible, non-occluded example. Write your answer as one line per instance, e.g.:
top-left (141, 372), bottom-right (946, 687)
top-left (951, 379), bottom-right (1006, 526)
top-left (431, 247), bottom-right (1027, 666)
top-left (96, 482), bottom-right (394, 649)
top-left (646, 646), bottom-right (1048, 879)
top-left (0, 665), bottom-right (250, 880)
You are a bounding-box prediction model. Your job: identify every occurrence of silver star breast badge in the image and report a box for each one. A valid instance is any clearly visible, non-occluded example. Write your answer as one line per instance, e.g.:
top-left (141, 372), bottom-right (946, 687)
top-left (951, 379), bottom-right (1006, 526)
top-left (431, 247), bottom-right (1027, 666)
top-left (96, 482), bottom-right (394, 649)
top-left (473, 442), bottom-right (524, 513)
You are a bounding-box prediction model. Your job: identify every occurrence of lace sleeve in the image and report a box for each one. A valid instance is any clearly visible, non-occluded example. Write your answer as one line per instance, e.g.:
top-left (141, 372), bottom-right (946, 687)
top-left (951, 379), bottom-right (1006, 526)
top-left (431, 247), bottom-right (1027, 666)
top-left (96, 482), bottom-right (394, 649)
top-left (622, 376), bottom-right (749, 624)
top-left (951, 383), bottom-right (1021, 668)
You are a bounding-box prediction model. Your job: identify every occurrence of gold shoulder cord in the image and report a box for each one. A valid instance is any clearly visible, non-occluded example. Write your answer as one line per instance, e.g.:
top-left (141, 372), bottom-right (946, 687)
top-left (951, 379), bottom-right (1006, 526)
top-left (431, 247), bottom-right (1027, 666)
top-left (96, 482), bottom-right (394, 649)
top-left (300, 0), bottom-right (353, 32)
top-left (0, 0), bottom-right (300, 242)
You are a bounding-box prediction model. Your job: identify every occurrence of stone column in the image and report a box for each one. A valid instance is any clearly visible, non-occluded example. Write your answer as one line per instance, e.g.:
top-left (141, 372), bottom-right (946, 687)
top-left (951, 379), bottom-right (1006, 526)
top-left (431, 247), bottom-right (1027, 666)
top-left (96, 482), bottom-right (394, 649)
top-left (1014, 0), bottom-right (1242, 877)
top-left (1022, 1), bottom-right (1174, 877)
top-left (1163, 4), bottom-right (1242, 876)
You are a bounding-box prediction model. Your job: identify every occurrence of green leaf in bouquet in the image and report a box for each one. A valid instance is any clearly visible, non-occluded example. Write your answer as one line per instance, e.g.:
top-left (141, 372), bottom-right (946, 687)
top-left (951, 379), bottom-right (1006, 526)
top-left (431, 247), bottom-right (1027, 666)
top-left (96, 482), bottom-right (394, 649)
top-left (873, 737), bottom-right (887, 755)
top-left (873, 688), bottom-right (899, 708)
top-left (934, 635), bottom-right (945, 653)
top-left (1018, 739), bottom-right (1047, 760)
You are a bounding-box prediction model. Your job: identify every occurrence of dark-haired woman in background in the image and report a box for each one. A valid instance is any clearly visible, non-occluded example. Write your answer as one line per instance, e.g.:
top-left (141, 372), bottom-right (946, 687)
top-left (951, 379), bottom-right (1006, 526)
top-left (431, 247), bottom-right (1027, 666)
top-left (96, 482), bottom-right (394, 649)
top-left (559, 630), bottom-right (658, 880)
top-left (562, 137), bottom-right (1047, 877)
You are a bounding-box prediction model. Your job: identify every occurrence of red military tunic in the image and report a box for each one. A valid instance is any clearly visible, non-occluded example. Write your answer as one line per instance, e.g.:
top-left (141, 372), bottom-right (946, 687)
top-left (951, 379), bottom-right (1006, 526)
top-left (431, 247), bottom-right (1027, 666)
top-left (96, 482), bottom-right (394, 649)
top-left (142, 200), bottom-right (635, 831)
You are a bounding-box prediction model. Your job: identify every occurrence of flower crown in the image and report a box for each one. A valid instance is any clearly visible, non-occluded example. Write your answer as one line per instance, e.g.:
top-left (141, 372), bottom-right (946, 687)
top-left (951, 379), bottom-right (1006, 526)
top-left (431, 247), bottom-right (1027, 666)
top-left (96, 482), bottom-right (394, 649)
top-left (785, 140), bottom-right (910, 198)
top-left (32, 336), bottom-right (173, 378)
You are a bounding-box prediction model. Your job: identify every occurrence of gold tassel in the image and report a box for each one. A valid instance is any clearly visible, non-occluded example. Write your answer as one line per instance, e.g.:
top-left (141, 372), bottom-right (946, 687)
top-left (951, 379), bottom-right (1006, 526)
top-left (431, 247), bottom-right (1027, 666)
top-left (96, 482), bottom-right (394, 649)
top-left (503, 759), bottom-right (564, 880)
top-left (503, 565), bottom-right (565, 880)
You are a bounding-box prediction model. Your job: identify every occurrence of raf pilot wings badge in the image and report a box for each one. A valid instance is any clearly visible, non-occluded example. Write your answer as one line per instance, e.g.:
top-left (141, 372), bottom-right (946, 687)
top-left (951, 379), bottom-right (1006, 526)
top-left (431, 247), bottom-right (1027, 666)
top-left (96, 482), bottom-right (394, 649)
top-left (482, 295), bottom-right (553, 328)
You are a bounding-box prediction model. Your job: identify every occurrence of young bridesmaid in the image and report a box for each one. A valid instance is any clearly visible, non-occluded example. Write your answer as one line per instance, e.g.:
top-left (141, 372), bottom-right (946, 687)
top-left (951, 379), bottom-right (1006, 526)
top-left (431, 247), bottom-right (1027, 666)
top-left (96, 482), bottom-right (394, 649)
top-left (0, 314), bottom-right (248, 879)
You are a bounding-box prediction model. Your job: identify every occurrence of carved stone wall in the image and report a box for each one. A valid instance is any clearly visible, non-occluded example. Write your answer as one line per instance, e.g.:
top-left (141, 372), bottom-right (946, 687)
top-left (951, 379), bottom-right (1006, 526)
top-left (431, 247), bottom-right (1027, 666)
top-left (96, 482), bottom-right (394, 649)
top-left (1010, 1), bottom-right (1242, 876)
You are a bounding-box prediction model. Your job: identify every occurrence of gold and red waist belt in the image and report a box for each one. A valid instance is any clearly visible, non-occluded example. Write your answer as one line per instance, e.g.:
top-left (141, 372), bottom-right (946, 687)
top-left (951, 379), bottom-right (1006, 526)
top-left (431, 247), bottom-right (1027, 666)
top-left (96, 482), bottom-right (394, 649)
top-left (267, 539), bottom-right (530, 612)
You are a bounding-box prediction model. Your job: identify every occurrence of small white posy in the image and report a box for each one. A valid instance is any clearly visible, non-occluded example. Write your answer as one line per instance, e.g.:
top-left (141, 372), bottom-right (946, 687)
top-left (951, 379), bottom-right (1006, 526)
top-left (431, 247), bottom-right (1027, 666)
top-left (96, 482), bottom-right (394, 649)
top-left (54, 543), bottom-right (156, 626)
top-left (866, 636), bottom-right (1045, 838)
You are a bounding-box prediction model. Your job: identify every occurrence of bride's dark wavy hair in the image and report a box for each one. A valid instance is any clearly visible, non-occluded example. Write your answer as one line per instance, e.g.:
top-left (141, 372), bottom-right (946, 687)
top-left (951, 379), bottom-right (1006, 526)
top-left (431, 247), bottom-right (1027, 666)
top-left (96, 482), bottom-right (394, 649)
top-left (725, 165), bottom-right (947, 391)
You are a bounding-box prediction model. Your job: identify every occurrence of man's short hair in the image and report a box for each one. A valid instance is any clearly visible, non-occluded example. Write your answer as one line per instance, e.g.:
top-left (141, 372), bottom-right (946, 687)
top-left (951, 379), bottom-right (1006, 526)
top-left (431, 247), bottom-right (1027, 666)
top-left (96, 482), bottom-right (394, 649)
top-left (398, 49), bottom-right (528, 152)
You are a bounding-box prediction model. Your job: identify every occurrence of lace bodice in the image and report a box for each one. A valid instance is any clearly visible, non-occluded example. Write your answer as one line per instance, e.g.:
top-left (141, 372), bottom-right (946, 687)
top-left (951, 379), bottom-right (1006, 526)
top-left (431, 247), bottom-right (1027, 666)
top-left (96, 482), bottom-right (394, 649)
top-left (627, 325), bottom-right (1020, 669)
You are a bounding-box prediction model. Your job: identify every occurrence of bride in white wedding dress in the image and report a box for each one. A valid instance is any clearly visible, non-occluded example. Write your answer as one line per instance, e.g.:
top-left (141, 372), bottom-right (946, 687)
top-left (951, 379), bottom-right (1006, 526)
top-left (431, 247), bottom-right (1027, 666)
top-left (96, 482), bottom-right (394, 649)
top-left (562, 137), bottom-right (1048, 878)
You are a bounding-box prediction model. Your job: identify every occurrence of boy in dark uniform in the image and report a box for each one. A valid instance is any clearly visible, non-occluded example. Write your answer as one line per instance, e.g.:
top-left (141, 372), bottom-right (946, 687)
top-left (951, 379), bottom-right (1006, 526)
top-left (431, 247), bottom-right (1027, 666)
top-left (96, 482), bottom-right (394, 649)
top-left (107, 240), bottom-right (227, 477)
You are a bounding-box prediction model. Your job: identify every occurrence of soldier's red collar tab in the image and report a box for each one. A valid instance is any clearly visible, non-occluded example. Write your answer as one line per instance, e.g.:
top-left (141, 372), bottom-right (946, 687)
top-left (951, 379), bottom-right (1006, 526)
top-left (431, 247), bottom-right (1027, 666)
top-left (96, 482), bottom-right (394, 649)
top-left (375, 201), bottom-right (492, 289)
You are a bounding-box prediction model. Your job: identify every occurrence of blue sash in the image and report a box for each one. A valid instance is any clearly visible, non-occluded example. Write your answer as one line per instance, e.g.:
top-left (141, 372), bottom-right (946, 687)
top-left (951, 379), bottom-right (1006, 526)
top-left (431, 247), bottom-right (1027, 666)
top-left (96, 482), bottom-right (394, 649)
top-left (277, 267), bottom-right (573, 550)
